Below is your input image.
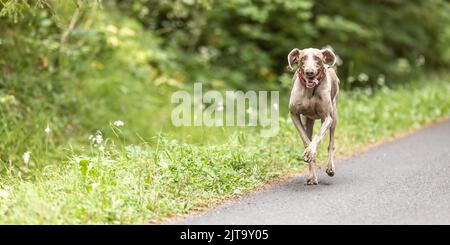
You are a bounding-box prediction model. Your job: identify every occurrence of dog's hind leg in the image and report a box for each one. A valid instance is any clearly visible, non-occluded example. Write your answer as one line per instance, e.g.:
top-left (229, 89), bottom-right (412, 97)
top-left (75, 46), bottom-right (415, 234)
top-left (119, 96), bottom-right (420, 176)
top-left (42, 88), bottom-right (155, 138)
top-left (326, 111), bottom-right (337, 177)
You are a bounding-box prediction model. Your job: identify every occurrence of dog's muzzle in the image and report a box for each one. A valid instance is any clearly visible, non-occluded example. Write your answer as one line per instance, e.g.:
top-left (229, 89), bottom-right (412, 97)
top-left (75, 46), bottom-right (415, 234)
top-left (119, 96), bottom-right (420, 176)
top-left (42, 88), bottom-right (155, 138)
top-left (297, 68), bottom-right (326, 88)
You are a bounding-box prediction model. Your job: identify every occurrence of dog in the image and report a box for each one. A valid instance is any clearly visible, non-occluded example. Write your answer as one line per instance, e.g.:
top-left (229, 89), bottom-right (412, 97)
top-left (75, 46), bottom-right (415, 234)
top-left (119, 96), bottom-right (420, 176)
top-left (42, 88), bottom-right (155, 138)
top-left (287, 48), bottom-right (340, 185)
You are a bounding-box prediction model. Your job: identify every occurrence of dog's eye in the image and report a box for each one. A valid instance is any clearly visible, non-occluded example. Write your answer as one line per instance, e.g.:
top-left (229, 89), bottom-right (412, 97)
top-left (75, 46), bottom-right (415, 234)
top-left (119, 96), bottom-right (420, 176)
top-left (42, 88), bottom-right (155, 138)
top-left (314, 58), bottom-right (322, 65)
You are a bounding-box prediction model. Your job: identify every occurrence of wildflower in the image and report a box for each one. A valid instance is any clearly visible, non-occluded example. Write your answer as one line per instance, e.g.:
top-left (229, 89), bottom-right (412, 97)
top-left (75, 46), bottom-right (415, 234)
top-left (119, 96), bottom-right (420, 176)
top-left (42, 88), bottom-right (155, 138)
top-left (44, 126), bottom-right (51, 134)
top-left (358, 73), bottom-right (369, 82)
top-left (199, 46), bottom-right (211, 60)
top-left (90, 133), bottom-right (103, 144)
top-left (347, 76), bottom-right (355, 83)
top-left (113, 120), bottom-right (125, 127)
top-left (377, 74), bottom-right (386, 86)
top-left (94, 134), bottom-right (103, 144)
top-left (99, 145), bottom-right (105, 152)
top-left (23, 151), bottom-right (31, 166)
top-left (397, 58), bottom-right (411, 73)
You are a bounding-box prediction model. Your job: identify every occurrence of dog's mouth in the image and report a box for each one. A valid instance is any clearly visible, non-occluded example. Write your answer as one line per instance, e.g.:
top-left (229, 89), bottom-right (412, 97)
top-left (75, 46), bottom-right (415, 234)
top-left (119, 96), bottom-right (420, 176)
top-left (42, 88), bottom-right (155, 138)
top-left (306, 74), bottom-right (317, 79)
top-left (298, 68), bottom-right (325, 89)
top-left (304, 76), bottom-right (318, 88)
top-left (305, 80), bottom-right (317, 88)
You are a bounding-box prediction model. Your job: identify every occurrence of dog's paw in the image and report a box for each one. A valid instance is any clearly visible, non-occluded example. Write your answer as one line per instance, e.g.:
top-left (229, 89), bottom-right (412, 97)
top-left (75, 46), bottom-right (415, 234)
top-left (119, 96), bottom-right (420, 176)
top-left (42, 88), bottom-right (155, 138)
top-left (303, 146), bottom-right (317, 162)
top-left (305, 176), bottom-right (318, 185)
top-left (325, 168), bottom-right (335, 177)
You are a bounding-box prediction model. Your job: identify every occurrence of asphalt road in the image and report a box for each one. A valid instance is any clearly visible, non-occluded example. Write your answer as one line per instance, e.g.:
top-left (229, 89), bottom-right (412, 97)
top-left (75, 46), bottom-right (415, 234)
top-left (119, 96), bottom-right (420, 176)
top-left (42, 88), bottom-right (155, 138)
top-left (176, 120), bottom-right (450, 225)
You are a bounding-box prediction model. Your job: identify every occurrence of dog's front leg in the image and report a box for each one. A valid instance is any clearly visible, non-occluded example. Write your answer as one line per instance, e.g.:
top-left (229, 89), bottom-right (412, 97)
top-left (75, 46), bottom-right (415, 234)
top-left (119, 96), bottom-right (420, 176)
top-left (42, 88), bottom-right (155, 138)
top-left (289, 112), bottom-right (311, 147)
top-left (290, 112), bottom-right (318, 185)
top-left (303, 116), bottom-right (333, 162)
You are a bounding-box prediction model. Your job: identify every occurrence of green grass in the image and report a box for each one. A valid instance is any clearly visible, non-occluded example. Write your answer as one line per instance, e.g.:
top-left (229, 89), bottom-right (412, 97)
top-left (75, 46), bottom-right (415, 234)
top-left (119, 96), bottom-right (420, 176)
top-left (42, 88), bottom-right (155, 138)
top-left (0, 74), bottom-right (449, 224)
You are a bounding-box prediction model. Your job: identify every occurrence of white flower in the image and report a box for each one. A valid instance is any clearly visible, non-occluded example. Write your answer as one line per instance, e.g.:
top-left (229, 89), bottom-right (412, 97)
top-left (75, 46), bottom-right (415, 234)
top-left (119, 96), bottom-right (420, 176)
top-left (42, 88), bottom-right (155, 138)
top-left (358, 73), bottom-right (369, 82)
top-left (113, 120), bottom-right (125, 127)
top-left (90, 133), bottom-right (103, 144)
top-left (347, 76), bottom-right (355, 83)
top-left (99, 145), bottom-right (105, 152)
top-left (94, 134), bottom-right (103, 144)
top-left (23, 151), bottom-right (31, 165)
top-left (377, 74), bottom-right (386, 86)
top-left (44, 126), bottom-right (51, 134)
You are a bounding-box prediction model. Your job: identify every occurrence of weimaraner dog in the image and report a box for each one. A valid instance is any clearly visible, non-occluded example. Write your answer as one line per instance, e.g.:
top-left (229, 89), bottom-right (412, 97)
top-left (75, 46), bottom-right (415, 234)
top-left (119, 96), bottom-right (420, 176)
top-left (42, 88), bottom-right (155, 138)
top-left (287, 48), bottom-right (340, 185)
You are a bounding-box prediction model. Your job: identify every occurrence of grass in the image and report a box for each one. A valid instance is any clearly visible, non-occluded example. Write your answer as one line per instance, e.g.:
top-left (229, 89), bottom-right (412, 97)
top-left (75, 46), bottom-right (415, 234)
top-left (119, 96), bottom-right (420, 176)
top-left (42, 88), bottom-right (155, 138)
top-left (0, 74), bottom-right (449, 224)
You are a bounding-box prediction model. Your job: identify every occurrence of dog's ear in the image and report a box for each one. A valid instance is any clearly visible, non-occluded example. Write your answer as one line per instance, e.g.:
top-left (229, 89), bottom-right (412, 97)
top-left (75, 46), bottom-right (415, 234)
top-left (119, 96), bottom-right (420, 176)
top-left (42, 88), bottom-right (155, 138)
top-left (287, 48), bottom-right (302, 71)
top-left (321, 49), bottom-right (336, 66)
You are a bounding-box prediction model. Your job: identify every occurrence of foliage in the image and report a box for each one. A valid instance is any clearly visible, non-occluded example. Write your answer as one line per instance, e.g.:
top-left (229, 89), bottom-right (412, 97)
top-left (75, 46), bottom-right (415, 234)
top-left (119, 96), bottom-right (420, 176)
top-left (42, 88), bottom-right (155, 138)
top-left (116, 0), bottom-right (450, 88)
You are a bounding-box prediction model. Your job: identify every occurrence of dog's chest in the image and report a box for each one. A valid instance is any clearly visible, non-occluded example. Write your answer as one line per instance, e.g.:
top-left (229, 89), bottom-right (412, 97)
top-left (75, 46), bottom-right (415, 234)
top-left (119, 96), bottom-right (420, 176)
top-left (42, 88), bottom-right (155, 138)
top-left (289, 85), bottom-right (329, 118)
top-left (297, 96), bottom-right (323, 117)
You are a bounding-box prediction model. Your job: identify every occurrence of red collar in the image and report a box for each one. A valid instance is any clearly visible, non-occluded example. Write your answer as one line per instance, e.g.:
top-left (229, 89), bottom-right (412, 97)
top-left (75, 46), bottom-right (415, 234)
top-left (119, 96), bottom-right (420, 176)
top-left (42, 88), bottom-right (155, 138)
top-left (297, 67), bottom-right (326, 89)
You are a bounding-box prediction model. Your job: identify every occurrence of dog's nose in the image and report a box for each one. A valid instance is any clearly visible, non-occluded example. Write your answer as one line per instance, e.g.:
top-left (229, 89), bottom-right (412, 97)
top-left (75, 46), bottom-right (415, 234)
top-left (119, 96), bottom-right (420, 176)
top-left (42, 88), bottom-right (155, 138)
top-left (305, 70), bottom-right (315, 77)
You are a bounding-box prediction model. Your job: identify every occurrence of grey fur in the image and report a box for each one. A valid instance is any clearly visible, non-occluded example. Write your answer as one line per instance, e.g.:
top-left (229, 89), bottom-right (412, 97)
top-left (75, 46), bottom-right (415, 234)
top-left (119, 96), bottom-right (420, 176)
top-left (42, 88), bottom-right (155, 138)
top-left (288, 48), bottom-right (340, 185)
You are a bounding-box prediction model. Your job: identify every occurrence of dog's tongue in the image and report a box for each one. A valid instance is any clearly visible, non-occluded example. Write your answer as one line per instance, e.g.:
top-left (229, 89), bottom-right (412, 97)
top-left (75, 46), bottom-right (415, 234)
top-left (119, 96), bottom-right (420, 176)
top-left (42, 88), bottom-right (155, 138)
top-left (306, 78), bottom-right (319, 88)
top-left (298, 69), bottom-right (321, 88)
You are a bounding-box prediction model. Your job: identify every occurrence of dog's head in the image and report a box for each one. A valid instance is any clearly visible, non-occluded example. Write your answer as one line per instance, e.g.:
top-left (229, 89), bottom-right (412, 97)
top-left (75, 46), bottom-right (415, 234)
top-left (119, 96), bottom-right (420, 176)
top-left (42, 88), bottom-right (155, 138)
top-left (287, 48), bottom-right (336, 79)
